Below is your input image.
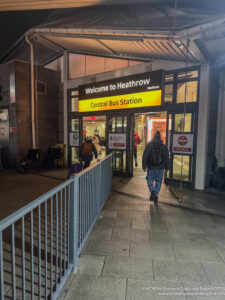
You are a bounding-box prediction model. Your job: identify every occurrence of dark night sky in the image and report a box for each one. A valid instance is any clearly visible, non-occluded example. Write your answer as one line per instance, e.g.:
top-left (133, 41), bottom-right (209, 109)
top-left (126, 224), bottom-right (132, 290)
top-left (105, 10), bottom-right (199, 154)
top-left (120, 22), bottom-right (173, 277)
top-left (0, 10), bottom-right (53, 59)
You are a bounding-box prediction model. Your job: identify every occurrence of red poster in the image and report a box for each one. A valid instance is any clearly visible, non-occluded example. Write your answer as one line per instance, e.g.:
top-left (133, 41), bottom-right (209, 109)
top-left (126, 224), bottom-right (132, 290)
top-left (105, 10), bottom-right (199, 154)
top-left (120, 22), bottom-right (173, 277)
top-left (151, 119), bottom-right (167, 144)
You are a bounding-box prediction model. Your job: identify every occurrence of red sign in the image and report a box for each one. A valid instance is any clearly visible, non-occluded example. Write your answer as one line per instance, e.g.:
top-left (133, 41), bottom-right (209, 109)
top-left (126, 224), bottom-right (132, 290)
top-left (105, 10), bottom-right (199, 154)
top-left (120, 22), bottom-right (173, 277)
top-left (10, 127), bottom-right (17, 133)
top-left (172, 133), bottom-right (193, 154)
top-left (178, 135), bottom-right (188, 146)
top-left (113, 143), bottom-right (125, 147)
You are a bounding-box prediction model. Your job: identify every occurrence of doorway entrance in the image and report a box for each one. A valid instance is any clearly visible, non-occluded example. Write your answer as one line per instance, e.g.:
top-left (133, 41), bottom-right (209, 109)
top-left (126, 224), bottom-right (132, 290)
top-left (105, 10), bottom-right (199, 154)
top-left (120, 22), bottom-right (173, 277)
top-left (69, 115), bottom-right (106, 165)
top-left (134, 112), bottom-right (167, 178)
top-left (83, 116), bottom-right (106, 159)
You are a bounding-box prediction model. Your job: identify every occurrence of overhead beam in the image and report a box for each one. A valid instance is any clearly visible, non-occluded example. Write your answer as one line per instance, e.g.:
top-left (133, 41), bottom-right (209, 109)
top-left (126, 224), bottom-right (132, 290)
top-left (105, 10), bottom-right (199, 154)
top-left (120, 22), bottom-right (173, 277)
top-left (179, 16), bottom-right (225, 40)
top-left (32, 28), bottom-right (178, 40)
top-left (189, 40), bottom-right (208, 63)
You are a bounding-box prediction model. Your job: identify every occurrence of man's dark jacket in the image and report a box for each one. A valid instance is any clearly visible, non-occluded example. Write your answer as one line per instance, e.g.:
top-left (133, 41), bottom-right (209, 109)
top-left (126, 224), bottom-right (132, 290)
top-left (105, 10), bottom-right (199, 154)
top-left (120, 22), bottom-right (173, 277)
top-left (142, 137), bottom-right (169, 170)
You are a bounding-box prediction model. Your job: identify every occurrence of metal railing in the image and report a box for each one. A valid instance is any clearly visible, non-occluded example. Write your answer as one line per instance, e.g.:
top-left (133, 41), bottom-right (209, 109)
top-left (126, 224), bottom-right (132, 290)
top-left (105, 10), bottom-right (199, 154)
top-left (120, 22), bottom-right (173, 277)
top-left (0, 155), bottom-right (112, 300)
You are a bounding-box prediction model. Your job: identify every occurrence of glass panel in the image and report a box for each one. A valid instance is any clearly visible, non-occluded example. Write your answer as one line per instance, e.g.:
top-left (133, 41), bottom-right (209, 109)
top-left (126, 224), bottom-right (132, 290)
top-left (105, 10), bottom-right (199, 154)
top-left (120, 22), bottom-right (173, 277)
top-left (168, 114), bottom-right (172, 149)
top-left (165, 74), bottom-right (174, 82)
top-left (176, 81), bottom-right (198, 103)
top-left (174, 113), bottom-right (192, 132)
top-left (0, 109), bottom-right (8, 121)
top-left (173, 155), bottom-right (191, 181)
top-left (114, 150), bottom-right (126, 172)
top-left (164, 84), bottom-right (173, 102)
top-left (71, 147), bottom-right (80, 164)
top-left (71, 97), bottom-right (79, 112)
top-left (71, 119), bottom-right (79, 131)
top-left (71, 90), bottom-right (78, 96)
top-left (178, 70), bottom-right (198, 80)
top-left (116, 117), bottom-right (123, 133)
top-left (108, 117), bottom-right (116, 133)
top-left (123, 117), bottom-right (127, 131)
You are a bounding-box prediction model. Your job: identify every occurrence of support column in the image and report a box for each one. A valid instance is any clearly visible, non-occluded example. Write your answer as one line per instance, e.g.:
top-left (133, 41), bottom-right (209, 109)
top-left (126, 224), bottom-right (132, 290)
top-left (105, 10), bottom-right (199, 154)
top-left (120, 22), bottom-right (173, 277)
top-left (195, 64), bottom-right (211, 190)
top-left (63, 51), bottom-right (69, 165)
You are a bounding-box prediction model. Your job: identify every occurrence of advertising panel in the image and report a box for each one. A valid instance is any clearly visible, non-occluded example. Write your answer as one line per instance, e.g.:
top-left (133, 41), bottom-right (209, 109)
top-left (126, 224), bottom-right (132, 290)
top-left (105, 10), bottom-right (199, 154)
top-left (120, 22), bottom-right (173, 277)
top-left (78, 70), bottom-right (163, 112)
top-left (172, 133), bottom-right (194, 154)
top-left (108, 133), bottom-right (126, 150)
top-left (147, 118), bottom-right (167, 144)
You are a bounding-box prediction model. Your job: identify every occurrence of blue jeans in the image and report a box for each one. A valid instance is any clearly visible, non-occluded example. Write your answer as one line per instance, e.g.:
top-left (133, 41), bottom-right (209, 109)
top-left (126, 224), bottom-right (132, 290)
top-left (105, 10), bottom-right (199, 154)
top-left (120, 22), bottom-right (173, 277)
top-left (146, 169), bottom-right (164, 196)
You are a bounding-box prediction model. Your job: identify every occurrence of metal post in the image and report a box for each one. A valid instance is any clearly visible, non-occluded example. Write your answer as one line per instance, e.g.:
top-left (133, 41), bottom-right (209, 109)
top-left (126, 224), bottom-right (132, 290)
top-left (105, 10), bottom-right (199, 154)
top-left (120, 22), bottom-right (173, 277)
top-left (25, 35), bottom-right (36, 148)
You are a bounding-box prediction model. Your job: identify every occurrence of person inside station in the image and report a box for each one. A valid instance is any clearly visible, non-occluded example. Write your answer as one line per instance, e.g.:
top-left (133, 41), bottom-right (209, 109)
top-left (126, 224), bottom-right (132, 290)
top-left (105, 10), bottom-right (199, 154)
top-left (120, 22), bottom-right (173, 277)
top-left (83, 126), bottom-right (87, 140)
top-left (80, 136), bottom-right (98, 169)
top-left (134, 130), bottom-right (141, 167)
top-left (93, 134), bottom-right (101, 155)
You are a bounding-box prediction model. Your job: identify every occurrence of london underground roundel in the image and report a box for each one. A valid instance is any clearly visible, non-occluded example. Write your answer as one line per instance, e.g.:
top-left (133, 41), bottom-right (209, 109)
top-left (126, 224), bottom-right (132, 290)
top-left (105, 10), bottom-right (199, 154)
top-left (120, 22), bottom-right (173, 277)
top-left (178, 135), bottom-right (188, 146)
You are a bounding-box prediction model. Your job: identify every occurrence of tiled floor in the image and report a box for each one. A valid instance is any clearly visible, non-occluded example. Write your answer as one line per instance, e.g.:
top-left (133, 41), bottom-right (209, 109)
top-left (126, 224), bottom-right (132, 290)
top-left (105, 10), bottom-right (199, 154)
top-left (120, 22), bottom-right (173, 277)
top-left (58, 178), bottom-right (225, 300)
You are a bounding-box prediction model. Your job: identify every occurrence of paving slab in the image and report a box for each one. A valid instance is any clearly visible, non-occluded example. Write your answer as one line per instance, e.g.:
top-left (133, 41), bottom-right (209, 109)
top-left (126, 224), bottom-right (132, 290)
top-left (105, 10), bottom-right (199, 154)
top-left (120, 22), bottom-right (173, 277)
top-left (214, 246), bottom-right (225, 263)
top-left (88, 228), bottom-right (113, 240)
top-left (111, 228), bottom-right (150, 242)
top-left (150, 229), bottom-right (191, 246)
top-left (75, 255), bottom-right (105, 275)
top-left (94, 217), bottom-right (132, 229)
top-left (131, 205), bottom-right (150, 212)
top-left (166, 222), bottom-right (204, 234)
top-left (117, 211), bottom-right (148, 220)
top-left (202, 262), bottom-right (225, 285)
top-left (182, 283), bottom-right (225, 300)
top-left (130, 241), bottom-right (175, 260)
top-left (172, 245), bottom-right (223, 263)
top-left (100, 210), bottom-right (117, 218)
top-left (126, 279), bottom-right (186, 300)
top-left (153, 259), bottom-right (210, 284)
top-left (84, 240), bottom-right (129, 256)
top-left (131, 220), bottom-right (151, 230)
top-left (58, 274), bottom-right (126, 300)
top-left (187, 233), bottom-right (212, 247)
top-left (102, 256), bottom-right (154, 280)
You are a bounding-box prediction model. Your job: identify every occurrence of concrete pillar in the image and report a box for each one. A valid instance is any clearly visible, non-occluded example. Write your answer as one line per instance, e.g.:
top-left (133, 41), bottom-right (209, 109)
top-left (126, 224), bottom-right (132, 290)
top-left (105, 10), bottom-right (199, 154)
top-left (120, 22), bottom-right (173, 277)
top-left (216, 69), bottom-right (225, 167)
top-left (195, 64), bottom-right (211, 190)
top-left (63, 51), bottom-right (69, 165)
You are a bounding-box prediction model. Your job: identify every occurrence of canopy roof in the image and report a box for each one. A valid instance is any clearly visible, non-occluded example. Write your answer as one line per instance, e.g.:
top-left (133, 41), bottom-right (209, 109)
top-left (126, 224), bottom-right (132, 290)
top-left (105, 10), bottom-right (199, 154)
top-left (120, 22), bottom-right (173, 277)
top-left (1, 1), bottom-right (225, 67)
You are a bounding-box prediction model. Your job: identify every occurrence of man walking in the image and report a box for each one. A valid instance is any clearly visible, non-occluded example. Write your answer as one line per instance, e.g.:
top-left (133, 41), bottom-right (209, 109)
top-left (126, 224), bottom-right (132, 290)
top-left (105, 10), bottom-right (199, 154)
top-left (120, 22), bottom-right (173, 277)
top-left (80, 137), bottom-right (98, 169)
top-left (142, 131), bottom-right (169, 202)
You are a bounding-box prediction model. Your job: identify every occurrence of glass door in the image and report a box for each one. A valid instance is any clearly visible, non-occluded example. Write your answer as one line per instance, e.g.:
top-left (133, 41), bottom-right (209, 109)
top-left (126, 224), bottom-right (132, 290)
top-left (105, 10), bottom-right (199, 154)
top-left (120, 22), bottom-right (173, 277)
top-left (106, 115), bottom-right (133, 176)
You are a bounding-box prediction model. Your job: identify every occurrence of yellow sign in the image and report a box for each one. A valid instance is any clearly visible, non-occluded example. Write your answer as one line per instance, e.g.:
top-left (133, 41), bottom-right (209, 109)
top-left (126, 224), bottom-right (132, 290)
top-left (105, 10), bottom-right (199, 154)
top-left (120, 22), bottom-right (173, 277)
top-left (79, 90), bottom-right (162, 112)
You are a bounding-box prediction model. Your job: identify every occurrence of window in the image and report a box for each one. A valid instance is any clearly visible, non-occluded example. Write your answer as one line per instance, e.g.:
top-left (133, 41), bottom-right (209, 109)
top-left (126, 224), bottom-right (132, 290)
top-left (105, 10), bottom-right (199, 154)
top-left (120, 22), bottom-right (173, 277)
top-left (0, 109), bottom-right (8, 121)
top-left (71, 119), bottom-right (79, 131)
top-left (164, 84), bottom-right (173, 102)
top-left (173, 155), bottom-right (191, 181)
top-left (71, 90), bottom-right (79, 112)
top-left (176, 81), bottom-right (198, 103)
top-left (165, 74), bottom-right (174, 82)
top-left (178, 70), bottom-right (198, 80)
top-left (174, 113), bottom-right (192, 132)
